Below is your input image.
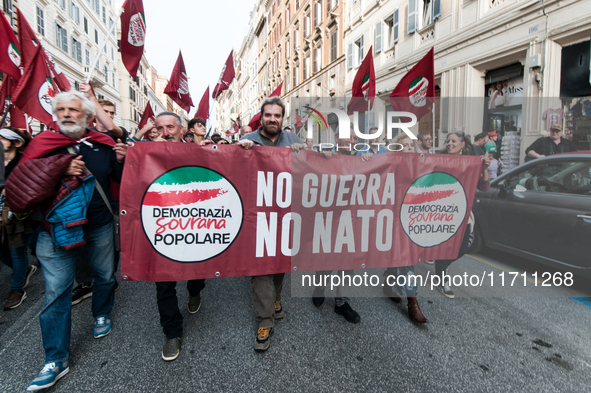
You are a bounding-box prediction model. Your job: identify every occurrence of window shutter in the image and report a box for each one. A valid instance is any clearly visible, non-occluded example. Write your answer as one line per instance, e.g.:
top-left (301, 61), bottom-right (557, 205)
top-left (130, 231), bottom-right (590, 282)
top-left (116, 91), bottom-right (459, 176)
top-left (408, 0), bottom-right (417, 34)
top-left (347, 43), bottom-right (352, 69)
top-left (375, 22), bottom-right (382, 53)
top-left (433, 0), bottom-right (441, 20)
top-left (394, 9), bottom-right (399, 44)
top-left (63, 29), bottom-right (68, 52)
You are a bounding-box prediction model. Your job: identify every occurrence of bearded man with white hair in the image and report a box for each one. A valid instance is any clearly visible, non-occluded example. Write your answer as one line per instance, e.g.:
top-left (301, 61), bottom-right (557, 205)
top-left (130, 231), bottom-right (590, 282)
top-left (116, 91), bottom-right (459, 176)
top-left (4, 90), bottom-right (127, 391)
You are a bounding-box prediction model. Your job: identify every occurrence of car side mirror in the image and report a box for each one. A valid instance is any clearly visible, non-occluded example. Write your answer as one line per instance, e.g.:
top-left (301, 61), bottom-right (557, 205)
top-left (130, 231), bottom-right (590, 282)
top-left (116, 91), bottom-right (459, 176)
top-left (498, 180), bottom-right (508, 198)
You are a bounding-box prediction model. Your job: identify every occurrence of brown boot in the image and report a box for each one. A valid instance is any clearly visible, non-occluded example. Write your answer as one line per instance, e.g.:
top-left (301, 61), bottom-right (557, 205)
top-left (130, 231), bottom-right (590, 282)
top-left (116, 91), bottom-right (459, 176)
top-left (382, 285), bottom-right (401, 303)
top-left (407, 297), bottom-right (428, 323)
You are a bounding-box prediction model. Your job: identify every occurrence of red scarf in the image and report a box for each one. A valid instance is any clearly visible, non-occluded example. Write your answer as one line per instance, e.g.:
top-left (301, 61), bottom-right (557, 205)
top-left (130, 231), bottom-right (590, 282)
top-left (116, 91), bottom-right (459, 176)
top-left (21, 129), bottom-right (116, 162)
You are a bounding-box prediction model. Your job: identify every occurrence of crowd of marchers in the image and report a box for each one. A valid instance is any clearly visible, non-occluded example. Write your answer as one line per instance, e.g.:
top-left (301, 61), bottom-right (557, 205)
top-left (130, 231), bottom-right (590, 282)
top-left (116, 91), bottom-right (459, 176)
top-left (0, 84), bottom-right (577, 391)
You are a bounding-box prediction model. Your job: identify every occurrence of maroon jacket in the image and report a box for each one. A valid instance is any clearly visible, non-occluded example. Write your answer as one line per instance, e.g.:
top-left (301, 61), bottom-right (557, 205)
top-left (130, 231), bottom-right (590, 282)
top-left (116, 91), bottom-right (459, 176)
top-left (5, 154), bottom-right (84, 213)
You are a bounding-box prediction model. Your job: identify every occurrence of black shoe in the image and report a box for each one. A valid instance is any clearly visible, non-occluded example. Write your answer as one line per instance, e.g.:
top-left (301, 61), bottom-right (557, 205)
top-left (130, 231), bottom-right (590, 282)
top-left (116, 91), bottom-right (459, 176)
top-left (312, 287), bottom-right (324, 307)
top-left (162, 337), bottom-right (182, 361)
top-left (114, 279), bottom-right (120, 292)
top-left (334, 302), bottom-right (360, 323)
top-left (71, 283), bottom-right (93, 305)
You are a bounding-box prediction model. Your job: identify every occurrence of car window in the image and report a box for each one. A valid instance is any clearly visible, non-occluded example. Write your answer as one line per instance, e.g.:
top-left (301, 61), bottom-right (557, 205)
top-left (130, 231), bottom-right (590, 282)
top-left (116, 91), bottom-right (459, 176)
top-left (506, 160), bottom-right (591, 195)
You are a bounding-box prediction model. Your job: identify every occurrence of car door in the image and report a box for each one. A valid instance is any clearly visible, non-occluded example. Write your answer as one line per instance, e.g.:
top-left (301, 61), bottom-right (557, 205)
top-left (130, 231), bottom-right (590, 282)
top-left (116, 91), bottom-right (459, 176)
top-left (487, 157), bottom-right (591, 269)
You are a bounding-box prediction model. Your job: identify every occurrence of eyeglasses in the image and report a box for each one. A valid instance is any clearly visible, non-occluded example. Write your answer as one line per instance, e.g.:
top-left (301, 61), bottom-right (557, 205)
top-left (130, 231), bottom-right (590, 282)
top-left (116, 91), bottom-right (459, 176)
top-left (549, 129), bottom-right (562, 133)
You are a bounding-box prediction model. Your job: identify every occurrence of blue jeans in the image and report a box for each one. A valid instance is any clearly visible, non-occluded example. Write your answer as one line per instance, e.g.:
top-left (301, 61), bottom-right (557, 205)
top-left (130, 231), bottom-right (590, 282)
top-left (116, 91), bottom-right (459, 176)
top-left (0, 232), bottom-right (34, 290)
top-left (36, 222), bottom-right (115, 363)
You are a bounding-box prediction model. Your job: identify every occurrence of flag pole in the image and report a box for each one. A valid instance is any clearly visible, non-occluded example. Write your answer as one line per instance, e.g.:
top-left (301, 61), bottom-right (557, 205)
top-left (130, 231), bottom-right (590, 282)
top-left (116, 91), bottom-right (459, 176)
top-left (0, 103), bottom-right (11, 128)
top-left (432, 101), bottom-right (435, 152)
top-left (86, 7), bottom-right (125, 83)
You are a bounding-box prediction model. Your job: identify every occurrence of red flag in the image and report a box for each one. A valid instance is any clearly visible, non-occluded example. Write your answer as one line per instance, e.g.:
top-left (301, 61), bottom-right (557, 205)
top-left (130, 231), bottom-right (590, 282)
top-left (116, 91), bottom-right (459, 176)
top-left (164, 51), bottom-right (193, 112)
top-left (269, 82), bottom-right (283, 98)
top-left (0, 12), bottom-right (21, 81)
top-left (43, 51), bottom-right (71, 92)
top-left (0, 77), bottom-right (26, 129)
top-left (247, 82), bottom-right (283, 130)
top-left (16, 9), bottom-right (70, 91)
top-left (247, 112), bottom-right (261, 131)
top-left (12, 48), bottom-right (61, 129)
top-left (347, 47), bottom-right (375, 115)
top-left (388, 47), bottom-right (434, 120)
top-left (120, 0), bottom-right (146, 78)
top-left (225, 118), bottom-right (240, 136)
top-left (194, 86), bottom-right (209, 120)
top-left (16, 8), bottom-right (40, 71)
top-left (212, 51), bottom-right (235, 99)
top-left (138, 101), bottom-right (155, 129)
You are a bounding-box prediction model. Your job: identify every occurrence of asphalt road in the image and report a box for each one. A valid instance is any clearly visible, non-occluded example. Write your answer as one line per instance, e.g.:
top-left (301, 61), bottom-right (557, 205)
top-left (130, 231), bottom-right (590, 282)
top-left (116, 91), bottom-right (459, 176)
top-left (1, 249), bottom-right (591, 392)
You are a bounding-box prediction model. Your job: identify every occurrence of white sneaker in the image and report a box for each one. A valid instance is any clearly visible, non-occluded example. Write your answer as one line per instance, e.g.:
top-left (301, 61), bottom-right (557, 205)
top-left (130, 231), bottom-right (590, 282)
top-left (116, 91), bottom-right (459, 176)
top-left (437, 283), bottom-right (455, 299)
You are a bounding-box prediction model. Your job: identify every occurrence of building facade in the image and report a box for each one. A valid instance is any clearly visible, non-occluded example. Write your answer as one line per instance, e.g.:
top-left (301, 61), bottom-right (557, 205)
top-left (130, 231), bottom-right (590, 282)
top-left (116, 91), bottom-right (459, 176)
top-left (344, 0), bottom-right (591, 166)
top-left (227, 0), bottom-right (346, 144)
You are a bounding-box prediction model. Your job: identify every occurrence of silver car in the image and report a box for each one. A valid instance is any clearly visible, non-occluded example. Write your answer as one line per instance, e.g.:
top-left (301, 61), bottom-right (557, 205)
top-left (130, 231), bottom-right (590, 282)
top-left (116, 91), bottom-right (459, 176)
top-left (469, 152), bottom-right (591, 277)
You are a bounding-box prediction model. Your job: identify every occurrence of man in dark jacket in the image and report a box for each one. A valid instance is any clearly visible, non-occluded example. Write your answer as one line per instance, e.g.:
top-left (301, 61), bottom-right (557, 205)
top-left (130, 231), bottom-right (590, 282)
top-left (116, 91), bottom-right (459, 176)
top-left (10, 91), bottom-right (127, 392)
top-left (239, 97), bottom-right (302, 352)
top-left (153, 111), bottom-right (206, 362)
top-left (525, 124), bottom-right (577, 159)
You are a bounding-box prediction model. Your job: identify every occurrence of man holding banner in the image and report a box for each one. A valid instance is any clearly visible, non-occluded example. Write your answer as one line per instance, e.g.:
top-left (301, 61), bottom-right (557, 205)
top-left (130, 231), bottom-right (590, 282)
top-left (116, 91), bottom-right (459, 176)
top-left (153, 111), bottom-right (206, 361)
top-left (239, 96), bottom-right (302, 352)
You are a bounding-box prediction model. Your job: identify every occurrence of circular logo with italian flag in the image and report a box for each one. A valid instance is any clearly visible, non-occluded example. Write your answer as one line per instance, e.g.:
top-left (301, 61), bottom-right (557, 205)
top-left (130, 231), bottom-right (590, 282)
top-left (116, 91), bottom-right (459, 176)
top-left (127, 13), bottom-right (146, 47)
top-left (400, 172), bottom-right (467, 247)
top-left (141, 166), bottom-right (243, 263)
top-left (8, 42), bottom-right (20, 67)
top-left (38, 79), bottom-right (54, 116)
top-left (408, 77), bottom-right (428, 107)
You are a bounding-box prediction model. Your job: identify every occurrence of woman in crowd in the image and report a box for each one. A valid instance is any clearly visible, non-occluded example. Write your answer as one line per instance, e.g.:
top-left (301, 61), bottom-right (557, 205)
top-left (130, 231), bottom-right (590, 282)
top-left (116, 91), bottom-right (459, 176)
top-left (129, 121), bottom-right (165, 142)
top-left (382, 134), bottom-right (428, 323)
top-left (0, 127), bottom-right (38, 310)
top-left (434, 131), bottom-right (490, 298)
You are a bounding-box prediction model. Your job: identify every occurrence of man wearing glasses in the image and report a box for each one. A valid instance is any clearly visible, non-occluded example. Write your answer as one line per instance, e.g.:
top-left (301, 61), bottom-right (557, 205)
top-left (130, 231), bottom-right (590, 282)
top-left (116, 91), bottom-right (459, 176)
top-left (417, 131), bottom-right (435, 154)
top-left (525, 124), bottom-right (577, 159)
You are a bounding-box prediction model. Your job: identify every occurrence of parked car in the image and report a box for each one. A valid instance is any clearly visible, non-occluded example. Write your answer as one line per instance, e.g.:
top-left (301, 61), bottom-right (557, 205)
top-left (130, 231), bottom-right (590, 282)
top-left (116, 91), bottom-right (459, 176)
top-left (468, 152), bottom-right (591, 277)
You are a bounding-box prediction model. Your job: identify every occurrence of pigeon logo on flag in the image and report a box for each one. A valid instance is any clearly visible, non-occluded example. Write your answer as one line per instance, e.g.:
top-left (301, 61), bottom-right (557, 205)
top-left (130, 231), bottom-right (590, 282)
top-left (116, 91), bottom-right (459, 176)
top-left (141, 166), bottom-right (244, 263)
top-left (400, 172), bottom-right (467, 247)
top-left (38, 78), bottom-right (55, 116)
top-left (8, 42), bottom-right (20, 67)
top-left (178, 72), bottom-right (189, 95)
top-left (408, 77), bottom-right (429, 108)
top-left (128, 13), bottom-right (146, 47)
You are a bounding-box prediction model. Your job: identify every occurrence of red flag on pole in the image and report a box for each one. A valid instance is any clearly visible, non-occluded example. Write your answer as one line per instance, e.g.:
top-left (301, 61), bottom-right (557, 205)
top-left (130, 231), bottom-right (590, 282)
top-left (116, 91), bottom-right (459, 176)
top-left (12, 48), bottom-right (61, 129)
top-left (347, 47), bottom-right (375, 115)
top-left (0, 77), bottom-right (27, 129)
top-left (247, 82), bottom-right (283, 130)
top-left (212, 51), bottom-right (235, 99)
top-left (388, 47), bottom-right (435, 120)
top-left (0, 12), bottom-right (21, 81)
top-left (164, 51), bottom-right (193, 112)
top-left (43, 52), bottom-right (71, 92)
top-left (138, 101), bottom-right (155, 129)
top-left (194, 86), bottom-right (209, 120)
top-left (120, 0), bottom-right (146, 78)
